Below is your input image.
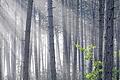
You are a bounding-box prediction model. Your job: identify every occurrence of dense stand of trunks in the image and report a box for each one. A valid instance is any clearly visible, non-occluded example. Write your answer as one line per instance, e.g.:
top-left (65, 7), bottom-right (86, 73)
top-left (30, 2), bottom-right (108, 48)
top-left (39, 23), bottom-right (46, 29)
top-left (0, 0), bottom-right (119, 80)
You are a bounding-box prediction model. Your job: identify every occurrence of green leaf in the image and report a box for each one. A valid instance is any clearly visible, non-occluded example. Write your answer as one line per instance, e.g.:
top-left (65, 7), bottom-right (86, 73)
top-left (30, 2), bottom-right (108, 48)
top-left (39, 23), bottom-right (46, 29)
top-left (75, 43), bottom-right (80, 48)
top-left (80, 47), bottom-right (85, 52)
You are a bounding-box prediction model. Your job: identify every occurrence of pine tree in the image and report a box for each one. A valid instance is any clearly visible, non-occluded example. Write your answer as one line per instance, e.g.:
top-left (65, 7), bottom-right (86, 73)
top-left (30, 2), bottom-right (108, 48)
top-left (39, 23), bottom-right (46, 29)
top-left (104, 0), bottom-right (114, 80)
top-left (47, 0), bottom-right (57, 80)
top-left (23, 0), bottom-right (33, 80)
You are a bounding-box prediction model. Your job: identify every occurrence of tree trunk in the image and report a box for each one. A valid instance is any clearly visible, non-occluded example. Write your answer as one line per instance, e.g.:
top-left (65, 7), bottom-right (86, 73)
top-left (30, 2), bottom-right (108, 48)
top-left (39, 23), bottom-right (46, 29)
top-left (98, 0), bottom-right (105, 80)
top-left (6, 37), bottom-right (11, 80)
top-left (23, 0), bottom-right (33, 80)
top-left (38, 12), bottom-right (41, 80)
top-left (47, 0), bottom-right (57, 80)
top-left (116, 32), bottom-right (120, 80)
top-left (11, 36), bottom-right (16, 80)
top-left (72, 0), bottom-right (79, 80)
top-left (61, 0), bottom-right (68, 80)
top-left (55, 30), bottom-right (62, 80)
top-left (33, 7), bottom-right (39, 80)
top-left (80, 0), bottom-right (84, 79)
top-left (104, 0), bottom-right (114, 80)
top-left (67, 1), bottom-right (72, 80)
top-left (0, 40), bottom-right (2, 80)
top-left (116, 6), bottom-right (120, 80)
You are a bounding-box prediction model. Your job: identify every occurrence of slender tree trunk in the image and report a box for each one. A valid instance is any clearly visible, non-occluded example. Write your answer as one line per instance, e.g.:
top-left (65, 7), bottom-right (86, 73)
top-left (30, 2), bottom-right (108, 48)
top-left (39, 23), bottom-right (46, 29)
top-left (92, 0), bottom-right (97, 61)
top-left (41, 44), bottom-right (45, 80)
top-left (98, 0), bottom-right (105, 80)
top-left (0, 41), bottom-right (2, 80)
top-left (71, 7), bottom-right (75, 79)
top-left (12, 1), bottom-right (17, 79)
top-left (47, 45), bottom-right (51, 80)
top-left (55, 30), bottom-right (62, 79)
top-left (61, 0), bottom-right (68, 80)
top-left (38, 12), bottom-right (41, 80)
top-left (20, 0), bottom-right (24, 79)
top-left (6, 36), bottom-right (11, 80)
top-left (116, 33), bottom-right (120, 80)
top-left (33, 7), bottom-right (39, 80)
top-left (72, 0), bottom-right (79, 80)
top-left (116, 8), bottom-right (120, 80)
top-left (11, 36), bottom-right (16, 80)
top-left (67, 1), bottom-right (72, 80)
top-left (80, 0), bottom-right (84, 79)
top-left (104, 0), bottom-right (114, 80)
top-left (23, 0), bottom-right (33, 80)
top-left (47, 0), bottom-right (57, 80)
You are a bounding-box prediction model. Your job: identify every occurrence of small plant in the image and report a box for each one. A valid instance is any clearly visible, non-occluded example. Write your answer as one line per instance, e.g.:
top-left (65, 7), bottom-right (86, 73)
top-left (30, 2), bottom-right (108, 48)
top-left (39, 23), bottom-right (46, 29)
top-left (112, 67), bottom-right (120, 80)
top-left (76, 44), bottom-right (120, 80)
top-left (85, 60), bottom-right (102, 80)
top-left (76, 44), bottom-right (102, 80)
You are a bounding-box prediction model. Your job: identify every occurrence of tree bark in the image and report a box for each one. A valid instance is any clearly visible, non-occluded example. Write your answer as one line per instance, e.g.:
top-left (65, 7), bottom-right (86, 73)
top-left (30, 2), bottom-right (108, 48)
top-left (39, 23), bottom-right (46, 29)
top-left (47, 0), bottom-right (57, 80)
top-left (33, 7), bottom-right (39, 80)
top-left (72, 0), bottom-right (79, 80)
top-left (6, 36), bottom-right (11, 80)
top-left (0, 40), bottom-right (2, 80)
top-left (98, 0), bottom-right (105, 80)
top-left (38, 12), bottom-right (41, 80)
top-left (104, 0), bottom-right (114, 80)
top-left (61, 0), bottom-right (69, 80)
top-left (116, 6), bottom-right (120, 80)
top-left (80, 0), bottom-right (84, 79)
top-left (23, 0), bottom-right (33, 80)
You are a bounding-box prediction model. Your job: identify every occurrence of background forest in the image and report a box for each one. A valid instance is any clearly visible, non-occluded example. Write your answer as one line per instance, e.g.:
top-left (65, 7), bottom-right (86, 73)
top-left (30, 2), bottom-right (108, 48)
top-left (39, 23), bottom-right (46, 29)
top-left (0, 0), bottom-right (119, 80)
